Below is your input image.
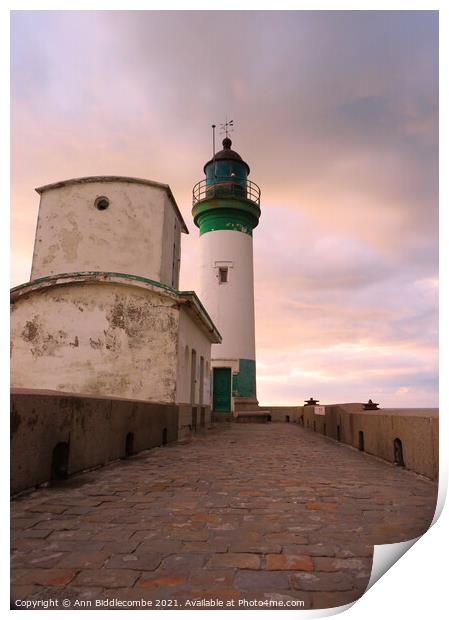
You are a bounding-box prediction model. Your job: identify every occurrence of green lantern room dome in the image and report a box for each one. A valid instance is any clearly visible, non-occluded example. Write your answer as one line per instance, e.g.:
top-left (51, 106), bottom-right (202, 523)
top-left (193, 135), bottom-right (261, 237)
top-left (203, 138), bottom-right (250, 175)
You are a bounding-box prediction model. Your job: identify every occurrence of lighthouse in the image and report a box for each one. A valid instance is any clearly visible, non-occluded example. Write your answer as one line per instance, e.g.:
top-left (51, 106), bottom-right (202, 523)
top-left (192, 133), bottom-right (261, 415)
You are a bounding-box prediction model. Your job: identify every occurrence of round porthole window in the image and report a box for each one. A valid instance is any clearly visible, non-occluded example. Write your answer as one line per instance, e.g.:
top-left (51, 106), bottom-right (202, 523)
top-left (95, 196), bottom-right (110, 211)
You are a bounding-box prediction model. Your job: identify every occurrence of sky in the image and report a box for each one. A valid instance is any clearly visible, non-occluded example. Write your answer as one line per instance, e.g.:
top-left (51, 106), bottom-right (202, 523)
top-left (10, 10), bottom-right (438, 407)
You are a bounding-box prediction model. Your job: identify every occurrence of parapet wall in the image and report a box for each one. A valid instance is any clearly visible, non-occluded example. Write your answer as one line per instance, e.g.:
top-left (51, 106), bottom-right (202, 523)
top-left (262, 403), bottom-right (439, 480)
top-left (11, 389), bottom-right (179, 495)
top-left (259, 406), bottom-right (301, 423)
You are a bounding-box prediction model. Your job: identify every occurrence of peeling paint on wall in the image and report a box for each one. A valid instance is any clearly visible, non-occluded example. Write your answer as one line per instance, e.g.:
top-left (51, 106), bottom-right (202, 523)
top-left (31, 180), bottom-right (184, 287)
top-left (21, 317), bottom-right (40, 342)
top-left (11, 272), bottom-right (218, 409)
top-left (11, 281), bottom-right (181, 403)
top-left (59, 217), bottom-right (83, 262)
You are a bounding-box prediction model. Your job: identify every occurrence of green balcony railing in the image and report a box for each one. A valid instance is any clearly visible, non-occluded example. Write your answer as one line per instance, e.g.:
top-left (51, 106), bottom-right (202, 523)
top-left (192, 178), bottom-right (261, 207)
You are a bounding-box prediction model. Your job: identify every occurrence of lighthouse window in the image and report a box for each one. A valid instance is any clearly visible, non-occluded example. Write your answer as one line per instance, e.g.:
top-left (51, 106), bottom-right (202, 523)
top-left (95, 196), bottom-right (110, 210)
top-left (219, 267), bottom-right (228, 284)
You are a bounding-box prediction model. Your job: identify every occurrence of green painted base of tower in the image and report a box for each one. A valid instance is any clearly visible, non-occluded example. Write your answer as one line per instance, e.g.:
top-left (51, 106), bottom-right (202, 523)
top-left (232, 359), bottom-right (257, 400)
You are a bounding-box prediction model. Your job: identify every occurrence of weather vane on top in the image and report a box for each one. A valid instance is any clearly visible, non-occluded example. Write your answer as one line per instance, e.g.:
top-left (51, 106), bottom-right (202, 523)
top-left (211, 117), bottom-right (234, 159)
top-left (220, 118), bottom-right (234, 138)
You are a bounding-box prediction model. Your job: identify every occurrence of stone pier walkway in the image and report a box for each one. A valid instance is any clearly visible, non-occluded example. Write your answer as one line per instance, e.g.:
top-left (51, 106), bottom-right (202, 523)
top-left (11, 424), bottom-right (437, 610)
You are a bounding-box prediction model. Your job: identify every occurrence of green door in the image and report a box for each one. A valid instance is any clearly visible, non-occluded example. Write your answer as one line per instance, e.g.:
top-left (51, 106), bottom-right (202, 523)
top-left (213, 368), bottom-right (232, 412)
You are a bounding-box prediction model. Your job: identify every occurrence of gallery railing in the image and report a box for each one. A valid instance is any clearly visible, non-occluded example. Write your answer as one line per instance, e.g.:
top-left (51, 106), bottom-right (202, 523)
top-left (192, 178), bottom-right (261, 206)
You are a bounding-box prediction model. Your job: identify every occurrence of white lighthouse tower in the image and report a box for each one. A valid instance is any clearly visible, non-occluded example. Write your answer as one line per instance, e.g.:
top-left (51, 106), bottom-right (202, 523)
top-left (192, 132), bottom-right (261, 415)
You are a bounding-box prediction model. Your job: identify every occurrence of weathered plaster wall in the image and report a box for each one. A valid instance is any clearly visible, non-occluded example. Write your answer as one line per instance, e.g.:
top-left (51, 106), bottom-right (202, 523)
top-left (176, 309), bottom-right (212, 406)
top-left (161, 192), bottom-right (181, 289)
top-left (11, 280), bottom-right (179, 403)
top-left (176, 309), bottom-right (213, 438)
top-left (31, 179), bottom-right (184, 287)
top-left (11, 390), bottom-right (178, 495)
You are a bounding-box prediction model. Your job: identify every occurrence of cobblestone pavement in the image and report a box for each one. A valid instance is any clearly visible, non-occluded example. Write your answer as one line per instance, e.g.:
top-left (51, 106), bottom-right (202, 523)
top-left (11, 423), bottom-right (438, 610)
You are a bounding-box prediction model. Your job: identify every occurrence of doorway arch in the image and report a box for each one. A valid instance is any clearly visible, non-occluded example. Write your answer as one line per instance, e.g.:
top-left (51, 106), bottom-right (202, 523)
top-left (125, 432), bottom-right (134, 457)
top-left (394, 438), bottom-right (404, 466)
top-left (51, 442), bottom-right (69, 480)
top-left (162, 428), bottom-right (168, 446)
top-left (358, 431), bottom-right (365, 452)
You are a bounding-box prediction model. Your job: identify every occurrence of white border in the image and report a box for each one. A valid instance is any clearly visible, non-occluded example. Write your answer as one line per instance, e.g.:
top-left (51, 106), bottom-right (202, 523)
top-left (4, 3), bottom-right (446, 619)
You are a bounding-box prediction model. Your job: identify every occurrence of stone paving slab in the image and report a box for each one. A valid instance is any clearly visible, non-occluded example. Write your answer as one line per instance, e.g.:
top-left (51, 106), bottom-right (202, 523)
top-left (11, 423), bottom-right (437, 610)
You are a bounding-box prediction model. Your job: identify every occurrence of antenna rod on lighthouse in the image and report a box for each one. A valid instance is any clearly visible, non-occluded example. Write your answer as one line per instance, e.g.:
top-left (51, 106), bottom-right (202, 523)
top-left (212, 124), bottom-right (216, 160)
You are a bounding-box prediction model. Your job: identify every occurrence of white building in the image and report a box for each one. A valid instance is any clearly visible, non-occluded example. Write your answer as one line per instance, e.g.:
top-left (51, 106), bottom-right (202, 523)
top-left (10, 176), bottom-right (220, 493)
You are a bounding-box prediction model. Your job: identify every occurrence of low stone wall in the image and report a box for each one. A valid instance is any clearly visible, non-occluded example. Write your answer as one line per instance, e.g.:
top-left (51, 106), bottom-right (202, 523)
top-left (260, 406), bottom-right (302, 423)
top-left (300, 403), bottom-right (438, 480)
top-left (178, 404), bottom-right (211, 440)
top-left (11, 389), bottom-right (179, 495)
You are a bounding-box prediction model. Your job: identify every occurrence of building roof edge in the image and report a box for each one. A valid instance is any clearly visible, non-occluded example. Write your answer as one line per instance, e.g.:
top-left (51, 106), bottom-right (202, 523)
top-left (35, 176), bottom-right (189, 234)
